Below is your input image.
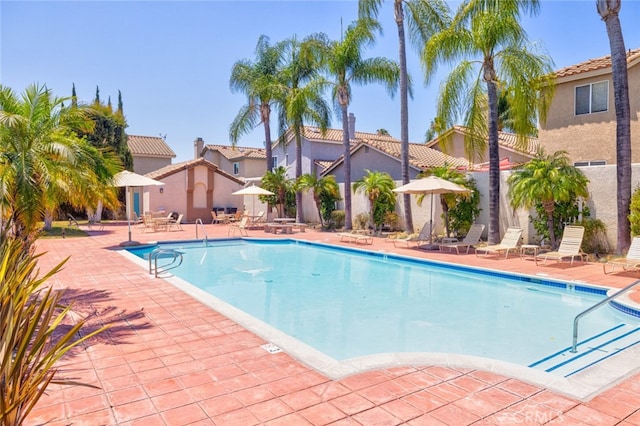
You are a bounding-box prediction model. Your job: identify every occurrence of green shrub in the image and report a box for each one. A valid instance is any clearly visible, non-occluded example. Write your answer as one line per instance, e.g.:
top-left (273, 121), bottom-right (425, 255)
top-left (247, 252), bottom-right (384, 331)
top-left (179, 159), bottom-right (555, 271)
top-left (577, 218), bottom-right (610, 255)
top-left (329, 210), bottom-right (345, 229)
top-left (629, 185), bottom-right (640, 236)
top-left (354, 213), bottom-right (369, 230)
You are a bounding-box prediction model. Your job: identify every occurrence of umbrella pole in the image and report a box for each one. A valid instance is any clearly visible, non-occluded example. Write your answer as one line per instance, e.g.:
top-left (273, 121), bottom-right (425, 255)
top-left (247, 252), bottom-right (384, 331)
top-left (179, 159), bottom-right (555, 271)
top-left (127, 186), bottom-right (132, 242)
top-left (429, 193), bottom-right (434, 244)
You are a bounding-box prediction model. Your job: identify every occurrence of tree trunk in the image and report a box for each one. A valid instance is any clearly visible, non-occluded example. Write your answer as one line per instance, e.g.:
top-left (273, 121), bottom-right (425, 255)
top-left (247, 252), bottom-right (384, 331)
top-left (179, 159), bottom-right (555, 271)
top-left (341, 104), bottom-right (352, 230)
top-left (262, 103), bottom-right (273, 172)
top-left (295, 128), bottom-right (304, 222)
top-left (395, 0), bottom-right (413, 233)
top-left (600, 5), bottom-right (631, 254)
top-left (543, 201), bottom-right (557, 249)
top-left (486, 71), bottom-right (501, 245)
top-left (440, 196), bottom-right (450, 237)
top-left (43, 211), bottom-right (54, 231)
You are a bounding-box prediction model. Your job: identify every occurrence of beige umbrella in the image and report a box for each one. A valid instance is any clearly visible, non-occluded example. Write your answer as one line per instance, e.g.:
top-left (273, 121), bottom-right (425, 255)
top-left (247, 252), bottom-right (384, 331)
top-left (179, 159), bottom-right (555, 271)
top-left (393, 176), bottom-right (470, 249)
top-left (114, 171), bottom-right (164, 246)
top-left (232, 185), bottom-right (274, 216)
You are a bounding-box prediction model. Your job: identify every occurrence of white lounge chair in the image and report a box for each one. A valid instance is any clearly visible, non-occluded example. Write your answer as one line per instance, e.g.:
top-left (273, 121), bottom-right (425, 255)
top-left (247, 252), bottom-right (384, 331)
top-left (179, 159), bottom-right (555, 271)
top-left (476, 227), bottom-right (522, 259)
top-left (228, 216), bottom-right (249, 236)
top-left (169, 214), bottom-right (183, 231)
top-left (392, 222), bottom-right (432, 248)
top-left (439, 224), bottom-right (485, 254)
top-left (535, 225), bottom-right (586, 266)
top-left (603, 236), bottom-right (640, 274)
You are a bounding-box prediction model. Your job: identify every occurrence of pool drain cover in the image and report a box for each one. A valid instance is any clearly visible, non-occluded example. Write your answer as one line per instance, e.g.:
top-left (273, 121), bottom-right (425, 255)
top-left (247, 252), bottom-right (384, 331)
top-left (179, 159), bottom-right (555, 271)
top-left (261, 343), bottom-right (282, 354)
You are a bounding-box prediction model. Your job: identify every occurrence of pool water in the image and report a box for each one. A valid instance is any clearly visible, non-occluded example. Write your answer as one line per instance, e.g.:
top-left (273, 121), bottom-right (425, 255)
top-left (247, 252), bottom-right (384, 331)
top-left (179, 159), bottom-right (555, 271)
top-left (128, 239), bottom-right (631, 367)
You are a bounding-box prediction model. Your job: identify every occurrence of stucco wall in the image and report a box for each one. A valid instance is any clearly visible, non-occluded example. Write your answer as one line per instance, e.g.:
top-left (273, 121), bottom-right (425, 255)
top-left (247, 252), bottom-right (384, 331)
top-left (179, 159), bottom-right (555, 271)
top-left (335, 164), bottom-right (635, 252)
top-left (330, 147), bottom-right (421, 183)
top-left (539, 65), bottom-right (640, 165)
top-left (432, 132), bottom-right (532, 165)
top-left (133, 156), bottom-right (172, 175)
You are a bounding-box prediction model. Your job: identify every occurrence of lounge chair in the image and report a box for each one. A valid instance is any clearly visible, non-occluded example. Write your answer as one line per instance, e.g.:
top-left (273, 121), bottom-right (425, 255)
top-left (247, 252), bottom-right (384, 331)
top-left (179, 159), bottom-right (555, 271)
top-left (337, 232), bottom-right (373, 245)
top-left (439, 224), bottom-right (485, 254)
top-left (169, 214), bottom-right (183, 231)
top-left (535, 225), bottom-right (586, 266)
top-left (603, 236), bottom-right (640, 274)
top-left (211, 211), bottom-right (222, 224)
top-left (475, 227), bottom-right (522, 258)
top-left (393, 222), bottom-right (432, 248)
top-left (228, 217), bottom-right (249, 236)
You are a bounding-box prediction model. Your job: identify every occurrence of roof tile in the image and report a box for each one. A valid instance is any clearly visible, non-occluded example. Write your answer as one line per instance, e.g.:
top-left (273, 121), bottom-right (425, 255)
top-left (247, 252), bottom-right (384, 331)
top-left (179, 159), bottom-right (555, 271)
top-left (127, 135), bottom-right (176, 158)
top-left (203, 144), bottom-right (266, 160)
top-left (555, 48), bottom-right (640, 78)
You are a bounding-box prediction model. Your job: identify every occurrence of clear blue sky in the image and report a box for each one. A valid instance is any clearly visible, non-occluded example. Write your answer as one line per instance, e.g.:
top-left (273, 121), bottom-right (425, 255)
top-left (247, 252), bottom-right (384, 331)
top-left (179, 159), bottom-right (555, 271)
top-left (2, 1), bottom-right (639, 162)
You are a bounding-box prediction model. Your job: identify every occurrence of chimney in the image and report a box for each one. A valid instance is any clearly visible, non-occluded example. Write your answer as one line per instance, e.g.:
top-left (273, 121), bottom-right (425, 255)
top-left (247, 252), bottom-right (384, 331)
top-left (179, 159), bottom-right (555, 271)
top-left (348, 113), bottom-right (356, 140)
top-left (194, 137), bottom-right (204, 159)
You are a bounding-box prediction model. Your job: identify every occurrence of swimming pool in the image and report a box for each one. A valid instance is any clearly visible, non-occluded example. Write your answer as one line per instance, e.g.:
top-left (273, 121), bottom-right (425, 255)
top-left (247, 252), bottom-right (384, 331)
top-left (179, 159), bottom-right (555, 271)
top-left (125, 238), bottom-right (639, 385)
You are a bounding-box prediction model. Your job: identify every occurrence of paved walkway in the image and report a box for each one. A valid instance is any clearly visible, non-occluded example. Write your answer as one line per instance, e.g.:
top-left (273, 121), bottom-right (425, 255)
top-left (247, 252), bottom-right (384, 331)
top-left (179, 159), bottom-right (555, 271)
top-left (26, 222), bottom-right (640, 425)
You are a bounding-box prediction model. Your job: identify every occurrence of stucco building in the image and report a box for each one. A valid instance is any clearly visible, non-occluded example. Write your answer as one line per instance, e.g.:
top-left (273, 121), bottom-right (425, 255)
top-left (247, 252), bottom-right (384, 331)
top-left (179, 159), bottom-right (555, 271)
top-left (127, 135), bottom-right (176, 175)
top-left (539, 48), bottom-right (640, 166)
top-left (196, 137), bottom-right (267, 180)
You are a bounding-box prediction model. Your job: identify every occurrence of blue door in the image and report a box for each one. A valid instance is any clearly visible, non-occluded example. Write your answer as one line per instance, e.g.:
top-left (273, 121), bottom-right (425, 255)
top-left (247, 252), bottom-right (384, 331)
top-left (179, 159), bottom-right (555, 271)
top-left (133, 192), bottom-right (140, 216)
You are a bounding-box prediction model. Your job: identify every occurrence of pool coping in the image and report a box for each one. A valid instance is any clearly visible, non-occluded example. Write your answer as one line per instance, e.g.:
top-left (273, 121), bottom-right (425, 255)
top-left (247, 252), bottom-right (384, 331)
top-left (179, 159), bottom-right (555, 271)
top-left (118, 238), bottom-right (640, 401)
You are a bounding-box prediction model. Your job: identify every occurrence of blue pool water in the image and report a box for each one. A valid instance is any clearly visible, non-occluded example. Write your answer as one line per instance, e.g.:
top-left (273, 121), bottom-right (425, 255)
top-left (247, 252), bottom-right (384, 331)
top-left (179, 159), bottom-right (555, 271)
top-left (127, 239), bottom-right (634, 367)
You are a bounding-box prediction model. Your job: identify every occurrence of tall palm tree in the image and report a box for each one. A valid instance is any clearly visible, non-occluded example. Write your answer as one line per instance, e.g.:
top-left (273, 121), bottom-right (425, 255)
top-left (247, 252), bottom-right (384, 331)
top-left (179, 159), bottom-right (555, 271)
top-left (507, 149), bottom-right (589, 249)
top-left (353, 169), bottom-right (396, 232)
top-left (422, 0), bottom-right (554, 244)
top-left (0, 84), bottom-right (121, 241)
top-left (261, 166), bottom-right (291, 218)
top-left (230, 35), bottom-right (286, 172)
top-left (597, 0), bottom-right (631, 255)
top-left (323, 18), bottom-right (400, 231)
top-left (297, 173), bottom-right (340, 227)
top-left (359, 0), bottom-right (450, 233)
top-left (278, 36), bottom-right (331, 223)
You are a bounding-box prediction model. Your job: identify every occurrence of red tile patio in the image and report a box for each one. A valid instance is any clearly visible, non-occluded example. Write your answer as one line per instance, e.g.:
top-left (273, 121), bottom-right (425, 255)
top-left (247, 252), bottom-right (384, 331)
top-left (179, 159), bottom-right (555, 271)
top-left (25, 222), bottom-right (640, 425)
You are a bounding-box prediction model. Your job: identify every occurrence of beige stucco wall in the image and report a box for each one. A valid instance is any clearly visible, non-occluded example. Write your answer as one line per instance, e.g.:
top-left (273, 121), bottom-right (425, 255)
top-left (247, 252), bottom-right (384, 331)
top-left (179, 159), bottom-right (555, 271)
top-left (132, 156), bottom-right (172, 175)
top-left (144, 165), bottom-right (244, 223)
top-left (335, 164), bottom-right (635, 251)
top-left (202, 151), bottom-right (266, 180)
top-left (329, 147), bottom-right (422, 183)
top-left (539, 65), bottom-right (640, 165)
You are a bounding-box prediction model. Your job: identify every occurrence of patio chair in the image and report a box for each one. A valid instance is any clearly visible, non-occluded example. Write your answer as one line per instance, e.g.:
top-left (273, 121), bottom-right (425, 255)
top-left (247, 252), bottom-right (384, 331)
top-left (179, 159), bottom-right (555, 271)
top-left (475, 227), bottom-right (522, 259)
top-left (535, 225), bottom-right (586, 266)
top-left (228, 216), bottom-right (249, 236)
top-left (603, 236), bottom-right (640, 274)
top-left (169, 214), bottom-right (184, 231)
top-left (393, 222), bottom-right (433, 248)
top-left (211, 211), bottom-right (221, 224)
top-left (439, 224), bottom-right (485, 254)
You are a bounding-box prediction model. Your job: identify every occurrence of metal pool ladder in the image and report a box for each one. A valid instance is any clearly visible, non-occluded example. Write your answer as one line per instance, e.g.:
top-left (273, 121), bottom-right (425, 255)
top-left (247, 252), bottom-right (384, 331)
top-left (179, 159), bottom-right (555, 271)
top-left (148, 248), bottom-right (183, 278)
top-left (195, 218), bottom-right (208, 246)
top-left (571, 279), bottom-right (640, 353)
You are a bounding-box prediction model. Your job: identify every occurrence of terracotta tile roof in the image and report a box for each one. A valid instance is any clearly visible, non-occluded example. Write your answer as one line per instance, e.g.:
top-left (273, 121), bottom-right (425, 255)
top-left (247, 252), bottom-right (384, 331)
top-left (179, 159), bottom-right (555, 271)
top-left (127, 135), bottom-right (176, 158)
top-left (366, 139), bottom-right (470, 169)
top-left (203, 144), bottom-right (266, 160)
top-left (276, 126), bottom-right (401, 147)
top-left (554, 48), bottom-right (640, 78)
top-left (146, 158), bottom-right (244, 184)
top-left (427, 126), bottom-right (538, 156)
top-left (314, 160), bottom-right (335, 171)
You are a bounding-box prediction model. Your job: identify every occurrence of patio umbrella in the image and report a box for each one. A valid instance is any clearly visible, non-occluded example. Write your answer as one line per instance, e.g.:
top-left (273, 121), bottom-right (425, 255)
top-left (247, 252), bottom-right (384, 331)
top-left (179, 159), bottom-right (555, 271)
top-left (232, 185), bottom-right (274, 216)
top-left (114, 171), bottom-right (164, 246)
top-left (393, 176), bottom-right (470, 249)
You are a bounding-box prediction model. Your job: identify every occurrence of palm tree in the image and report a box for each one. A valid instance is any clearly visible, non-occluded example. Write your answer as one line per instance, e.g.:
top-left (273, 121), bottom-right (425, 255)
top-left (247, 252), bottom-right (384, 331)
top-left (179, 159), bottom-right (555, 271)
top-left (261, 166), bottom-right (291, 218)
top-left (597, 0), bottom-right (631, 255)
top-left (278, 36), bottom-right (331, 223)
top-left (422, 0), bottom-right (554, 244)
top-left (0, 84), bottom-right (121, 241)
top-left (323, 18), bottom-right (400, 231)
top-left (359, 0), bottom-right (450, 233)
top-left (353, 169), bottom-right (396, 232)
top-left (297, 173), bottom-right (340, 227)
top-left (230, 35), bottom-right (286, 171)
top-left (507, 149), bottom-right (589, 249)
top-left (417, 166), bottom-right (472, 237)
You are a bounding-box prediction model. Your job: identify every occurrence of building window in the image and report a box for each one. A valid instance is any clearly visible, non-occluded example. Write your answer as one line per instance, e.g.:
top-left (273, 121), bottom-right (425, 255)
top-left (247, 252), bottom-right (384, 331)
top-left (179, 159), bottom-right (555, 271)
top-left (575, 81), bottom-right (608, 115)
top-left (233, 162), bottom-right (240, 175)
top-left (285, 154), bottom-right (289, 166)
top-left (271, 156), bottom-right (278, 170)
top-left (574, 160), bottom-right (607, 167)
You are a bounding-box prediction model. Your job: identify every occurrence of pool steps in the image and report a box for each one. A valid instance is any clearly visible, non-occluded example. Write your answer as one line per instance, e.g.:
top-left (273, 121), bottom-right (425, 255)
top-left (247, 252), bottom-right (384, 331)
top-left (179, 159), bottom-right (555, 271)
top-left (529, 324), bottom-right (640, 377)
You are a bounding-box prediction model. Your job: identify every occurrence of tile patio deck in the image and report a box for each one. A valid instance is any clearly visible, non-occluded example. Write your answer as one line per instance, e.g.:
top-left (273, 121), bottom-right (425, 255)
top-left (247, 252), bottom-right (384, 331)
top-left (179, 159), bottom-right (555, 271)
top-left (26, 222), bottom-right (640, 425)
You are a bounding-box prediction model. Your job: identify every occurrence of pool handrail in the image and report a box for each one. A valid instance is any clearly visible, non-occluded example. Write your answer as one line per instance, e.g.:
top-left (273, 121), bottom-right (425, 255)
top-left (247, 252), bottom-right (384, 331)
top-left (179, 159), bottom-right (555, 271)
top-left (148, 248), bottom-right (183, 278)
top-left (195, 218), bottom-right (208, 245)
top-left (571, 279), bottom-right (640, 353)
